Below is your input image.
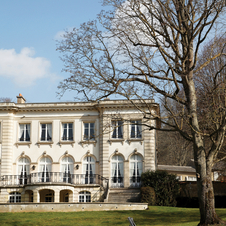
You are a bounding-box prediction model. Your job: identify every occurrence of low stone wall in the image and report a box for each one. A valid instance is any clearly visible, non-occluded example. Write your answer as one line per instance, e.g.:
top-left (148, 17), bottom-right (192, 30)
top-left (0, 202), bottom-right (148, 212)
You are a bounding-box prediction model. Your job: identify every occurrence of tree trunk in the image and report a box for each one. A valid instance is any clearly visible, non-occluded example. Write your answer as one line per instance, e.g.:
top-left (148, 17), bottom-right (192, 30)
top-left (195, 154), bottom-right (224, 225)
top-left (184, 43), bottom-right (225, 225)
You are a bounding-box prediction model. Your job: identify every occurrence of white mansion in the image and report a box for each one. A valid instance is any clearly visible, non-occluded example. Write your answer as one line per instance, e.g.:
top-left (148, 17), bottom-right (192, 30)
top-left (0, 95), bottom-right (159, 203)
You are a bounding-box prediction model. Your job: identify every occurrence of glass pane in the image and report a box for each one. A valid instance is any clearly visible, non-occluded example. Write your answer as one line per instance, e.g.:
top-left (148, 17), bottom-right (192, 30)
top-left (90, 125), bottom-right (94, 139)
top-left (84, 123), bottom-right (88, 140)
top-left (69, 127), bottom-right (73, 140)
top-left (131, 124), bottom-right (135, 138)
top-left (137, 121), bottom-right (142, 138)
top-left (118, 156), bottom-right (123, 161)
top-left (41, 124), bottom-right (46, 141)
top-left (47, 124), bottom-right (52, 141)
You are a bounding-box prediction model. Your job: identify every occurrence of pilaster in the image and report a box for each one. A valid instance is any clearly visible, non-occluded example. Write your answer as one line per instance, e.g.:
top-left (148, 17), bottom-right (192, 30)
top-left (144, 120), bottom-right (156, 171)
top-left (99, 111), bottom-right (110, 179)
top-left (124, 160), bottom-right (130, 187)
top-left (1, 114), bottom-right (14, 176)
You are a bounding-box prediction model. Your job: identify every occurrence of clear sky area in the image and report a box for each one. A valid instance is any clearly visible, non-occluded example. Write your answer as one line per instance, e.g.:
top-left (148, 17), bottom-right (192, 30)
top-left (0, 0), bottom-right (105, 103)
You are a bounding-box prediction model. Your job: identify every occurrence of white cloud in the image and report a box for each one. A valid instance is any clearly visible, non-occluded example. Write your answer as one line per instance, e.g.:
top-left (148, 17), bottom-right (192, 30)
top-left (0, 47), bottom-right (53, 87)
top-left (54, 27), bottom-right (74, 41)
top-left (54, 30), bottom-right (66, 40)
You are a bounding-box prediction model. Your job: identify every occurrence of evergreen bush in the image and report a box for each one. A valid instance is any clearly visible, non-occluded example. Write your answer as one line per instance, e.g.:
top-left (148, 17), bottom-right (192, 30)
top-left (141, 170), bottom-right (180, 206)
top-left (140, 186), bottom-right (156, 205)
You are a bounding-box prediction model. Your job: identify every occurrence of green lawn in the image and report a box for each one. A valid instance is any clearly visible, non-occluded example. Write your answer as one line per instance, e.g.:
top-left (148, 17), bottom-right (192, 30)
top-left (0, 206), bottom-right (226, 226)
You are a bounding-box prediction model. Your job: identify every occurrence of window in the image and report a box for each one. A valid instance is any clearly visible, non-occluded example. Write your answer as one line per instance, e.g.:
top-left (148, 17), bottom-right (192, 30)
top-left (185, 176), bottom-right (197, 181)
top-left (130, 155), bottom-right (143, 187)
top-left (83, 156), bottom-right (95, 184)
top-left (18, 157), bottom-right (30, 185)
top-left (111, 155), bottom-right (124, 187)
top-left (130, 120), bottom-right (142, 138)
top-left (45, 191), bottom-right (54, 202)
top-left (62, 123), bottom-right (73, 141)
top-left (61, 156), bottom-right (74, 183)
top-left (84, 123), bottom-right (95, 140)
top-left (112, 121), bottom-right (123, 139)
top-left (79, 191), bottom-right (91, 202)
top-left (40, 123), bottom-right (52, 141)
top-left (39, 157), bottom-right (52, 182)
top-left (9, 192), bottom-right (21, 203)
top-left (19, 124), bottom-right (30, 141)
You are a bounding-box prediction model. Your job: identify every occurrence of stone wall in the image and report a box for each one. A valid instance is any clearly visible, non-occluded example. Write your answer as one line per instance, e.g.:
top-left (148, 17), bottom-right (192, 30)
top-left (0, 202), bottom-right (148, 212)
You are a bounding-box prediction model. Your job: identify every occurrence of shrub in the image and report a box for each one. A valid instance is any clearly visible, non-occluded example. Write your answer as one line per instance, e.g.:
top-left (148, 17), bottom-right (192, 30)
top-left (141, 170), bottom-right (180, 206)
top-left (141, 186), bottom-right (156, 205)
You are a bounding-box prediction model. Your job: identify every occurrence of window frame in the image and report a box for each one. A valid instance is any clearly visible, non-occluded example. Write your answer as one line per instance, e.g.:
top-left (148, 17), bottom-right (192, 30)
top-left (39, 122), bottom-right (53, 142)
top-left (79, 191), bottom-right (91, 202)
top-left (83, 122), bottom-right (95, 141)
top-left (19, 123), bottom-right (31, 142)
top-left (61, 122), bottom-right (74, 141)
top-left (9, 192), bottom-right (21, 203)
top-left (130, 120), bottom-right (142, 139)
top-left (111, 120), bottom-right (123, 139)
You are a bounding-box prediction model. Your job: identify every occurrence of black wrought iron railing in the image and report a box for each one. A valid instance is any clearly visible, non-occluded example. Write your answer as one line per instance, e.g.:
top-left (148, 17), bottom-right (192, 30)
top-left (129, 176), bottom-right (141, 188)
top-left (0, 173), bottom-right (109, 188)
top-left (111, 176), bottom-right (124, 188)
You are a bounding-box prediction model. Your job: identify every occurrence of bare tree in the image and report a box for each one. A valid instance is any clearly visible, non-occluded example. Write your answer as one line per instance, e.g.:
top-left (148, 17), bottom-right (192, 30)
top-left (0, 97), bottom-right (13, 102)
top-left (57, 1), bottom-right (226, 225)
top-left (158, 130), bottom-right (193, 166)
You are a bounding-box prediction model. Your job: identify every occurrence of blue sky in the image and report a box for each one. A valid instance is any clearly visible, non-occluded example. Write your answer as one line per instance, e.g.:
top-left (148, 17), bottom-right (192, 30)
top-left (0, 0), bottom-right (105, 103)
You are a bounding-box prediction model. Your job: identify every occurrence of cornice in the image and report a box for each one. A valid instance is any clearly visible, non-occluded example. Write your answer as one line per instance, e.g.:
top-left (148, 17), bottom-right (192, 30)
top-left (0, 99), bottom-right (159, 113)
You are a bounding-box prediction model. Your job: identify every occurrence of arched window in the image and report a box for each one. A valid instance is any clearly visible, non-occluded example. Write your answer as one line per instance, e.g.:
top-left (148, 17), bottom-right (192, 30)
top-left (130, 154), bottom-right (143, 187)
top-left (83, 156), bottom-right (95, 184)
top-left (18, 157), bottom-right (30, 185)
top-left (111, 155), bottom-right (124, 188)
top-left (9, 192), bottom-right (21, 203)
top-left (79, 191), bottom-right (91, 202)
top-left (61, 156), bottom-right (73, 183)
top-left (39, 157), bottom-right (52, 182)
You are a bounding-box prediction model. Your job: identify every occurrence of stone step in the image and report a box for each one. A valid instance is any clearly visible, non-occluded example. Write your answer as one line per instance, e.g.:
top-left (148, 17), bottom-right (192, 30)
top-left (108, 189), bottom-right (141, 203)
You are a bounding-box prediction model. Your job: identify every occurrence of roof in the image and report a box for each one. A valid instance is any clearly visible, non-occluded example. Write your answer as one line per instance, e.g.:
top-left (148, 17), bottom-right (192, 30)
top-left (157, 165), bottom-right (196, 173)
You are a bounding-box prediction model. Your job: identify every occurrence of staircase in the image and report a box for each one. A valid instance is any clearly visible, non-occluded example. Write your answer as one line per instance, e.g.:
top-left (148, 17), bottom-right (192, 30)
top-left (108, 188), bottom-right (141, 203)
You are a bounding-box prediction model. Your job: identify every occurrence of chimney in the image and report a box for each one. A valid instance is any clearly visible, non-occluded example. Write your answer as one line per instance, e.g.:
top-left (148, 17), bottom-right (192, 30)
top-left (17, 93), bottom-right (26, 104)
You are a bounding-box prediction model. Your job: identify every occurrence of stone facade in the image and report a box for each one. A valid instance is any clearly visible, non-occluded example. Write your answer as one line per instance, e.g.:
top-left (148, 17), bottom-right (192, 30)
top-left (0, 96), bottom-right (159, 203)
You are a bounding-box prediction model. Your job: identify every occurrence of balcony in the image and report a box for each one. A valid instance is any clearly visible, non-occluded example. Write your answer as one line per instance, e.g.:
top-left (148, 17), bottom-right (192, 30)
top-left (0, 173), bottom-right (108, 188)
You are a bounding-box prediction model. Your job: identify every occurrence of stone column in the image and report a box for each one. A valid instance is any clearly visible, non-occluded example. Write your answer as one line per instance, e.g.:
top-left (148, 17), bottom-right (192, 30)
top-left (54, 190), bottom-right (60, 203)
top-left (69, 192), bottom-right (74, 202)
top-left (33, 190), bottom-right (40, 203)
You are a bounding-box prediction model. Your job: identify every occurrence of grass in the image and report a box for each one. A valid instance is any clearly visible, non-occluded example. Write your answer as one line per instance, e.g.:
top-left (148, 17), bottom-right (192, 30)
top-left (0, 206), bottom-right (226, 226)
